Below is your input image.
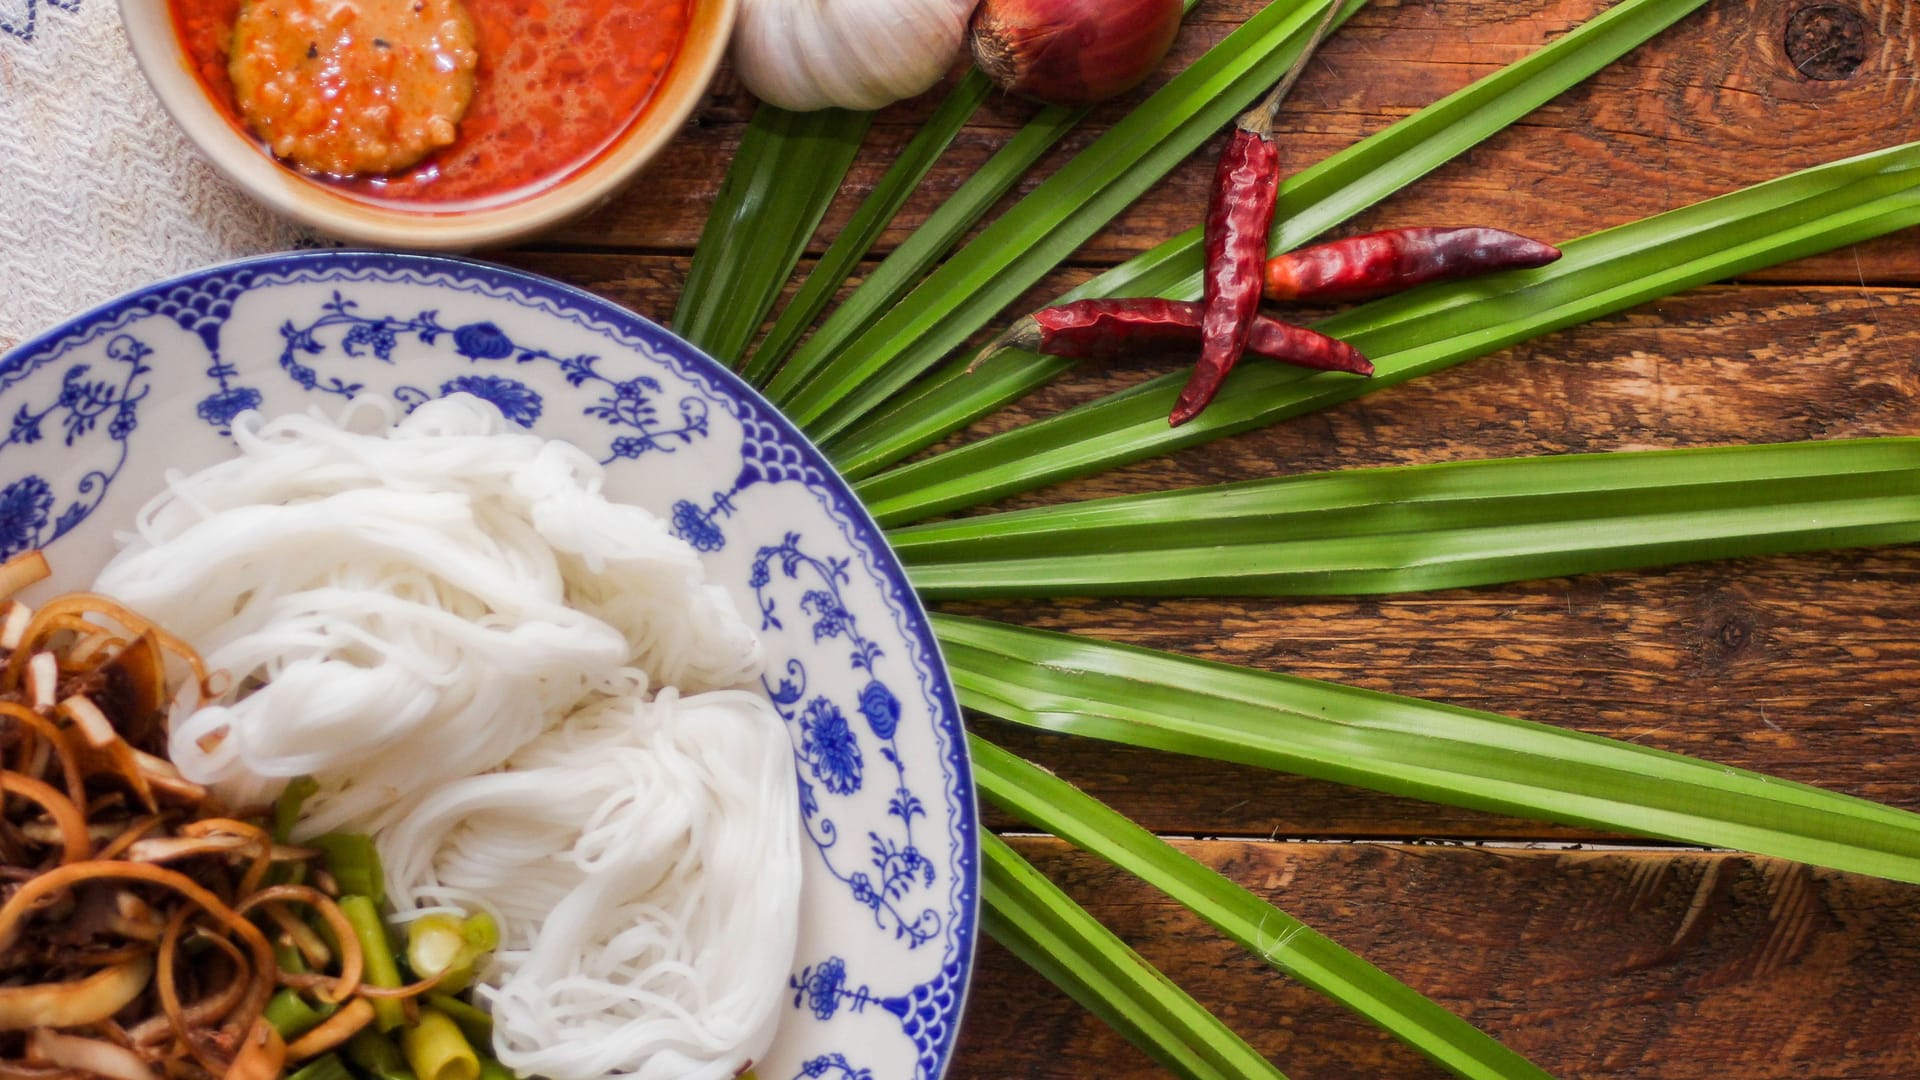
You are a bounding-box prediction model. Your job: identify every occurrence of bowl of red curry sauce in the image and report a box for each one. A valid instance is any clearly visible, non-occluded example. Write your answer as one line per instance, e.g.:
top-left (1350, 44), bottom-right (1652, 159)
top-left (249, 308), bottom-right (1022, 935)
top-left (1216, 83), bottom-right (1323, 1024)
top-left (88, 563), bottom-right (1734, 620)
top-left (122, 0), bottom-right (732, 248)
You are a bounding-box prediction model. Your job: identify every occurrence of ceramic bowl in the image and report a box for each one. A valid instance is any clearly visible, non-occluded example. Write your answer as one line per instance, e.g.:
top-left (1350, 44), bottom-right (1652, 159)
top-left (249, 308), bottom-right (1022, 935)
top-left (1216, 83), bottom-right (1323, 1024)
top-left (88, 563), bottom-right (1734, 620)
top-left (118, 0), bottom-right (735, 249)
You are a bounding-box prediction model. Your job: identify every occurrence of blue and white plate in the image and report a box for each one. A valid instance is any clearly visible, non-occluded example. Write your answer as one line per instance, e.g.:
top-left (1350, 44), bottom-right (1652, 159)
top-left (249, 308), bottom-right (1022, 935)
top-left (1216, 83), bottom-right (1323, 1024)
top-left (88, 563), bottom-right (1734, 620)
top-left (0, 251), bottom-right (978, 1080)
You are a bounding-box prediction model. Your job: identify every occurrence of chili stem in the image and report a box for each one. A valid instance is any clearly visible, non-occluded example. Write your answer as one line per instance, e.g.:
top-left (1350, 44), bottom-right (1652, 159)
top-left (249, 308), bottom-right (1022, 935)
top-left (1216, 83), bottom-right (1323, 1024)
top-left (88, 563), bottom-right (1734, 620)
top-left (1238, 0), bottom-right (1346, 137)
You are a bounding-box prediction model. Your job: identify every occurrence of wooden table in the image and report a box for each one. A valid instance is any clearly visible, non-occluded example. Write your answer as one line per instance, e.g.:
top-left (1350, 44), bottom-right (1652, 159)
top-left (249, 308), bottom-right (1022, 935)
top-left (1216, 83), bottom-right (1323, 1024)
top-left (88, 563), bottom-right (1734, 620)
top-left (498, 1), bottom-right (1920, 1075)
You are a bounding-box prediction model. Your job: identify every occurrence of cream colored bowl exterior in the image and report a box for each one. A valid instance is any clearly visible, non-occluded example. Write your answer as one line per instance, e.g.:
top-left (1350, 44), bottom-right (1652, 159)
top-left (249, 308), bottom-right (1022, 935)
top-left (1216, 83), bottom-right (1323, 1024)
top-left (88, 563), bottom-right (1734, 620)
top-left (120, 0), bottom-right (736, 249)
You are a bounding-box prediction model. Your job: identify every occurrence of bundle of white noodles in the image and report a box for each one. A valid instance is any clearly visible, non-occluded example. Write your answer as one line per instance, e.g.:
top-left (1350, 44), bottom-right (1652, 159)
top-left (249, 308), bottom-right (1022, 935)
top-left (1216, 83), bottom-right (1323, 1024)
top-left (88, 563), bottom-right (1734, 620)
top-left (382, 689), bottom-right (799, 1080)
top-left (93, 396), bottom-right (801, 1080)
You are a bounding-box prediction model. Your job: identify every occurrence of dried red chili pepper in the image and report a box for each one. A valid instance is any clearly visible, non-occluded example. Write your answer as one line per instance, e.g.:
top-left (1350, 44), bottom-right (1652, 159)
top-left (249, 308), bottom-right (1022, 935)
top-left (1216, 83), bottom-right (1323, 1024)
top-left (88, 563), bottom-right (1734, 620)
top-left (969, 298), bottom-right (1372, 376)
top-left (1264, 226), bottom-right (1562, 303)
top-left (1173, 0), bottom-right (1345, 429)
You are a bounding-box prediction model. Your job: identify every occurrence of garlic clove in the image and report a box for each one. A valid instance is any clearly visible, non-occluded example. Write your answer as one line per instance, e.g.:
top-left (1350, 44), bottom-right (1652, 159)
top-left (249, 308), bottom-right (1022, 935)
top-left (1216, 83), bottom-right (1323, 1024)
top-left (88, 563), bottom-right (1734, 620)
top-left (732, 0), bottom-right (977, 113)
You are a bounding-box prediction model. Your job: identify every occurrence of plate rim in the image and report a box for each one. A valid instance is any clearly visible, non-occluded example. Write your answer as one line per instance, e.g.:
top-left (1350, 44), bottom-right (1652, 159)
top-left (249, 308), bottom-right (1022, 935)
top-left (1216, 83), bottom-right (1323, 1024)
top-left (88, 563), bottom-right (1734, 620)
top-left (1, 248), bottom-right (983, 1080)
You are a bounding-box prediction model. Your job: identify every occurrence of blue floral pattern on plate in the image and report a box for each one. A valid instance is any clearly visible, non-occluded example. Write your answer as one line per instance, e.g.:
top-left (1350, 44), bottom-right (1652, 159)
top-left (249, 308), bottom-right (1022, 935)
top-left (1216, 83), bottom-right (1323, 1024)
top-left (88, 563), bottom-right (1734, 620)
top-left (0, 251), bottom-right (977, 1080)
top-left (754, 533), bottom-right (939, 949)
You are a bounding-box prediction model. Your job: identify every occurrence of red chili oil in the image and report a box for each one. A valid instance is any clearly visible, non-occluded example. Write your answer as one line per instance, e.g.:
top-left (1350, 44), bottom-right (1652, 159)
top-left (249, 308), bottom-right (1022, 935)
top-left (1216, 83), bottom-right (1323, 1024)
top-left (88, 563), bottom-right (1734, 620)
top-left (169, 0), bottom-right (691, 205)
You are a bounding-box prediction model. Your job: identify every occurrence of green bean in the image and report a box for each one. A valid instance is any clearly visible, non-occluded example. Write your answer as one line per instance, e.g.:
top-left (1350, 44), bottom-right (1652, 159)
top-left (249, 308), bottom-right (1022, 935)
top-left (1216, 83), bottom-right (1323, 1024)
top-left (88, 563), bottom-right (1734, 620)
top-left (346, 1031), bottom-right (418, 1080)
top-left (337, 895), bottom-right (406, 1032)
top-left (424, 993), bottom-right (493, 1044)
top-left (461, 912), bottom-right (499, 953)
top-left (273, 776), bottom-right (319, 844)
top-left (274, 937), bottom-right (309, 975)
top-left (403, 1008), bottom-right (480, 1080)
top-left (475, 1054), bottom-right (515, 1080)
top-left (264, 987), bottom-right (336, 1040)
top-left (406, 912), bottom-right (499, 993)
top-left (312, 834), bottom-right (385, 905)
top-left (407, 917), bottom-right (463, 979)
top-left (285, 1053), bottom-right (354, 1080)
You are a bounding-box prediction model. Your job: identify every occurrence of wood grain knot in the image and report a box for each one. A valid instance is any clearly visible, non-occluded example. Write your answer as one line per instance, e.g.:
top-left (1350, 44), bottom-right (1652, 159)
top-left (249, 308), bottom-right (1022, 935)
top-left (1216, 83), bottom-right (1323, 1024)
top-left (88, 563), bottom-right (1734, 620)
top-left (1784, 3), bottom-right (1870, 81)
top-left (1698, 598), bottom-right (1764, 666)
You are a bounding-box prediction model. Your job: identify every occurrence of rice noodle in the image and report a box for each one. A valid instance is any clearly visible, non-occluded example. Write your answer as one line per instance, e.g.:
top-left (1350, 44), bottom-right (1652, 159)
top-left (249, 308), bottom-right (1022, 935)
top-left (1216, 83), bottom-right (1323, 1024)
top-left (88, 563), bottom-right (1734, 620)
top-left (94, 397), bottom-right (762, 828)
top-left (379, 688), bottom-right (800, 1080)
top-left (93, 397), bottom-right (802, 1080)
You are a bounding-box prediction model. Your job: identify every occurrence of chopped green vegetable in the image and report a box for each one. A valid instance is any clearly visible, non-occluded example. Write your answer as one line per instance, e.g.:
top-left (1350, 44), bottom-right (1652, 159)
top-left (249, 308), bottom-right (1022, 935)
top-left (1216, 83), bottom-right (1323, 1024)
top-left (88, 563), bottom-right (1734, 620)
top-left (273, 776), bottom-right (319, 844)
top-left (474, 1056), bottom-right (515, 1080)
top-left (264, 987), bottom-right (336, 1040)
top-left (406, 912), bottom-right (498, 993)
top-left (274, 937), bottom-right (309, 975)
top-left (406, 917), bottom-right (464, 984)
top-left (312, 834), bottom-right (385, 905)
top-left (426, 993), bottom-right (494, 1045)
top-left (403, 1008), bottom-right (481, 1080)
top-left (338, 895), bottom-right (406, 1032)
top-left (460, 911), bottom-right (498, 952)
top-left (346, 1031), bottom-right (418, 1080)
top-left (285, 1054), bottom-right (355, 1080)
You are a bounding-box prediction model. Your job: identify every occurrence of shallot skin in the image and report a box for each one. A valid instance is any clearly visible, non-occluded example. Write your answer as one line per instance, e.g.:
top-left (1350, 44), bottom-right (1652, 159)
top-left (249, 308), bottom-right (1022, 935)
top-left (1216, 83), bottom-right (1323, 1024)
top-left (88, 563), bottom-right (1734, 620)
top-left (969, 0), bottom-right (1184, 107)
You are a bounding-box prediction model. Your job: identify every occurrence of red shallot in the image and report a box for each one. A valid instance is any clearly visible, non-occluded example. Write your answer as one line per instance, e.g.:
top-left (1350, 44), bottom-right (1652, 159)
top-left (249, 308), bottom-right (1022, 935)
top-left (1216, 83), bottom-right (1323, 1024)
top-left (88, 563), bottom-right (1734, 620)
top-left (969, 0), bottom-right (1184, 107)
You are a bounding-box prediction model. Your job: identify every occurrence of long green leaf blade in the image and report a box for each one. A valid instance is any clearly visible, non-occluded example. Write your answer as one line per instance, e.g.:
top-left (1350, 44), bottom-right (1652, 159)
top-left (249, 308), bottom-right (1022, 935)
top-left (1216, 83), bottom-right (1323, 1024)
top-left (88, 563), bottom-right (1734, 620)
top-left (777, 0), bottom-right (1364, 436)
top-left (762, 0), bottom-right (1210, 405)
top-left (672, 105), bottom-right (871, 366)
top-left (856, 140), bottom-right (1920, 526)
top-left (972, 736), bottom-right (1552, 1080)
top-left (894, 439), bottom-right (1920, 596)
top-left (741, 75), bottom-right (995, 387)
top-left (764, 101), bottom-right (1085, 403)
top-left (823, 0), bottom-right (1711, 478)
top-left (940, 615), bottom-right (1920, 881)
top-left (983, 833), bottom-right (1290, 1080)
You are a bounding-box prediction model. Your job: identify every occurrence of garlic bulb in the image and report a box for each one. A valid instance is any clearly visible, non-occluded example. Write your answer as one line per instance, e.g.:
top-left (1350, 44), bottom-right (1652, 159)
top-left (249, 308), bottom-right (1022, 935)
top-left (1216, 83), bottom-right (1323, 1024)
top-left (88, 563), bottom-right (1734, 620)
top-left (732, 0), bottom-right (979, 112)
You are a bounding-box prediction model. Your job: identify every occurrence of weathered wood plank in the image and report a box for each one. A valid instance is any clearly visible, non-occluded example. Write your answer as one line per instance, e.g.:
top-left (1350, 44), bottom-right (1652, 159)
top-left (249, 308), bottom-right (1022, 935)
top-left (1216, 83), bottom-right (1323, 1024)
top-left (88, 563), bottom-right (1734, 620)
top-left (492, 257), bottom-right (1920, 839)
top-left (499, 3), bottom-right (1920, 1075)
top-left (958, 283), bottom-right (1920, 501)
top-left (960, 545), bottom-right (1920, 837)
top-left (940, 282), bottom-right (1920, 838)
top-left (538, 0), bottom-right (1920, 284)
top-left (957, 838), bottom-right (1920, 1078)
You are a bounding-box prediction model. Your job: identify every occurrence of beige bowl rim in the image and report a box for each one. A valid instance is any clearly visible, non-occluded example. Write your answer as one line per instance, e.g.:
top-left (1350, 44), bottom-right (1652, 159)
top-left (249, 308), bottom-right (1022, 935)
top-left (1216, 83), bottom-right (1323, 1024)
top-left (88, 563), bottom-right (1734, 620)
top-left (119, 0), bottom-right (738, 250)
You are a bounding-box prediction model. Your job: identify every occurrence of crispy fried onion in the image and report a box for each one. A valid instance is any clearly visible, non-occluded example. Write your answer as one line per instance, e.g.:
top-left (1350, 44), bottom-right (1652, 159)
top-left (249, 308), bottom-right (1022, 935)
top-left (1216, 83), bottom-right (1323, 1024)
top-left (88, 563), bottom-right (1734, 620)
top-left (26, 1028), bottom-right (154, 1080)
top-left (0, 553), bottom-right (348, 1080)
top-left (1, 594), bottom-right (212, 703)
top-left (0, 772), bottom-right (89, 865)
top-left (233, 888), bottom-right (362, 1006)
top-left (282, 1000), bottom-right (373, 1061)
top-left (0, 863), bottom-right (277, 1024)
top-left (0, 957), bottom-right (154, 1031)
top-left (222, 1021), bottom-right (283, 1080)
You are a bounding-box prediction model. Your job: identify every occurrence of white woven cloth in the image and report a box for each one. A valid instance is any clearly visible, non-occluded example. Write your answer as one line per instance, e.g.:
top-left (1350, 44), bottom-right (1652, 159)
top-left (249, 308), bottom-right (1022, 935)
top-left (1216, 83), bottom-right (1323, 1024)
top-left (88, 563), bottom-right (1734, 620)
top-left (0, 0), bottom-right (308, 352)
